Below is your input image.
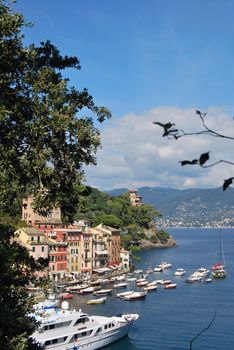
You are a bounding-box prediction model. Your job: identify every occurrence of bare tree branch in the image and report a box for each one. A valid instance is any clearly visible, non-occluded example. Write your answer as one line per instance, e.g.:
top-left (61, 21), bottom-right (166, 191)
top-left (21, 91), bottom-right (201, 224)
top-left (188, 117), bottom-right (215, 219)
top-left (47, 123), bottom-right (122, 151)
top-left (190, 311), bottom-right (217, 350)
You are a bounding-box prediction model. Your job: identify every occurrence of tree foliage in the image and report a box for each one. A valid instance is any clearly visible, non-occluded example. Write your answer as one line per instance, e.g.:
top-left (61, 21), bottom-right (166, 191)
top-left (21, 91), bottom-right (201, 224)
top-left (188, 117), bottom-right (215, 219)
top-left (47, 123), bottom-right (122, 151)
top-left (153, 110), bottom-right (234, 190)
top-left (0, 224), bottom-right (46, 350)
top-left (0, 1), bottom-right (111, 349)
top-left (0, 0), bottom-right (111, 223)
top-left (75, 188), bottom-right (161, 229)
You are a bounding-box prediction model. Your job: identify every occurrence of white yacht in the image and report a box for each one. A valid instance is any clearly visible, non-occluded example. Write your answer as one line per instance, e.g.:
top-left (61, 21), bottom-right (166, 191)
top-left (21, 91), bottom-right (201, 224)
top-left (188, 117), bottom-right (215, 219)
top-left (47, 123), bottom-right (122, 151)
top-left (31, 302), bottom-right (139, 350)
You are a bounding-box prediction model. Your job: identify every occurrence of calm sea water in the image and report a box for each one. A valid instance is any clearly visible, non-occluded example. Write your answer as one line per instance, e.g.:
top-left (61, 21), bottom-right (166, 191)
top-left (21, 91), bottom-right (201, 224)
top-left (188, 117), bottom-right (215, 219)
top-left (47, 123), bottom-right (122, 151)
top-left (72, 228), bottom-right (234, 350)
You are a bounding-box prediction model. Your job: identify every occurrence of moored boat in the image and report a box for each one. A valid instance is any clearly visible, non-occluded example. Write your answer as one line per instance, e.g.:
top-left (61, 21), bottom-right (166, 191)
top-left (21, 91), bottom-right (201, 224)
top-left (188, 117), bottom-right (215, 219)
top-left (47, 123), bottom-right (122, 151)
top-left (93, 289), bottom-right (112, 296)
top-left (60, 293), bottom-right (74, 300)
top-left (87, 297), bottom-right (106, 305)
top-left (123, 291), bottom-right (147, 301)
top-left (144, 285), bottom-right (157, 292)
top-left (31, 302), bottom-right (139, 349)
top-left (116, 291), bottom-right (134, 298)
top-left (113, 283), bottom-right (127, 289)
top-left (153, 265), bottom-right (163, 272)
top-left (164, 283), bottom-right (177, 289)
top-left (174, 268), bottom-right (186, 276)
top-left (159, 262), bottom-right (172, 269)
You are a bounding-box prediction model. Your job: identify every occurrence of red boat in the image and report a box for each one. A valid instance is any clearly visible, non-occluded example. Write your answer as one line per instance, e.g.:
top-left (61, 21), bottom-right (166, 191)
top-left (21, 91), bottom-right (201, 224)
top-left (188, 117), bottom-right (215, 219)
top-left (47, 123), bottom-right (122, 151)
top-left (60, 293), bottom-right (74, 300)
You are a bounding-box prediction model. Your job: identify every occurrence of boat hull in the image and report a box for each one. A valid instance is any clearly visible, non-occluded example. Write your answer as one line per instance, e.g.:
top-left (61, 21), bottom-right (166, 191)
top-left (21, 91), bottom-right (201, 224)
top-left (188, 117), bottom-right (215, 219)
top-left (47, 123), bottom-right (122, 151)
top-left (40, 321), bottom-right (133, 350)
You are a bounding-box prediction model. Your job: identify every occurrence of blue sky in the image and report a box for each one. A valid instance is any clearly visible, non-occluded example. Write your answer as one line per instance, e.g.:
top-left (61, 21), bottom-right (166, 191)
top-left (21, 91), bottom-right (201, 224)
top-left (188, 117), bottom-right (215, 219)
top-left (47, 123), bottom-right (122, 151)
top-left (15, 0), bottom-right (234, 190)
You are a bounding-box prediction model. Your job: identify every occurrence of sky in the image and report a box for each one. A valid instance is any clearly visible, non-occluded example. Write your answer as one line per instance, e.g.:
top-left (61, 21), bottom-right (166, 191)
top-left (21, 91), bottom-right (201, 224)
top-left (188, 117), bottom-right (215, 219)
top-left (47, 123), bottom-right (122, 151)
top-left (15, 0), bottom-right (234, 190)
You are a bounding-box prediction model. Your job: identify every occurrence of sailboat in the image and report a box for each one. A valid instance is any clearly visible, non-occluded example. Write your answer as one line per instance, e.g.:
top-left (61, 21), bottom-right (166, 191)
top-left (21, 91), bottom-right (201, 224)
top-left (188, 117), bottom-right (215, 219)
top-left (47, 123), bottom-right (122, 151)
top-left (212, 230), bottom-right (227, 279)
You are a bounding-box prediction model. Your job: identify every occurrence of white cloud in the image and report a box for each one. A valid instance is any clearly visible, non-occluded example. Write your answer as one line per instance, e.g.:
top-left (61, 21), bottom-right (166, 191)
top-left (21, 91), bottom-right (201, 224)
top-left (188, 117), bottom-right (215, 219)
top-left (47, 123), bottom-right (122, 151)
top-left (84, 107), bottom-right (234, 190)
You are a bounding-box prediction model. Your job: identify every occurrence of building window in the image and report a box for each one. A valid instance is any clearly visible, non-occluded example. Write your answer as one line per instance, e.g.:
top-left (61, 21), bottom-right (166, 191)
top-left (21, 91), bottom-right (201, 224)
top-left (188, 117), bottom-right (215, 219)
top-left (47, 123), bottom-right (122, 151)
top-left (32, 246), bottom-right (35, 252)
top-left (42, 246), bottom-right (44, 252)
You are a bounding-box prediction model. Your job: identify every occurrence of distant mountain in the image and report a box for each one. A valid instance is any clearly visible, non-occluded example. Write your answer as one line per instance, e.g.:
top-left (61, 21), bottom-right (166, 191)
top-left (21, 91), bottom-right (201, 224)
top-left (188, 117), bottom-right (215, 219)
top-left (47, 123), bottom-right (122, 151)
top-left (106, 187), bottom-right (234, 227)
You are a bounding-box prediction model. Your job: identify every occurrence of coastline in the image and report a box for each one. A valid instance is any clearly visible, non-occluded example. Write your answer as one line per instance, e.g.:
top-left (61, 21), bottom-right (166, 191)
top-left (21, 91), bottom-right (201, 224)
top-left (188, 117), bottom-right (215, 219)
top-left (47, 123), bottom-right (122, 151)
top-left (139, 236), bottom-right (177, 249)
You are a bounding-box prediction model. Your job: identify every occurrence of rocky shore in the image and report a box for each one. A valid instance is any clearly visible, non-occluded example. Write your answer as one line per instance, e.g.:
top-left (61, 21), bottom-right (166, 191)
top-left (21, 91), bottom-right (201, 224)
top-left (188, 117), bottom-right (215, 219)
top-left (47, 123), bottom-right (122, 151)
top-left (139, 236), bottom-right (177, 249)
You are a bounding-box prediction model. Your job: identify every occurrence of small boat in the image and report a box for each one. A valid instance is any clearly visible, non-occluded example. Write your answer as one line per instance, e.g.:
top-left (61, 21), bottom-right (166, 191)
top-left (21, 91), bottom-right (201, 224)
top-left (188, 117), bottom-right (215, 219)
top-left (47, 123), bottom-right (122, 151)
top-left (133, 269), bottom-right (143, 274)
top-left (164, 283), bottom-right (177, 289)
top-left (93, 288), bottom-right (112, 296)
top-left (136, 281), bottom-right (148, 287)
top-left (147, 281), bottom-right (158, 286)
top-left (124, 291), bottom-right (147, 301)
top-left (78, 286), bottom-right (100, 294)
top-left (135, 278), bottom-right (146, 283)
top-left (33, 298), bottom-right (59, 311)
top-left (127, 277), bottom-right (137, 282)
top-left (204, 278), bottom-right (213, 283)
top-left (146, 268), bottom-right (153, 274)
top-left (185, 276), bottom-right (202, 283)
top-left (159, 262), bottom-right (172, 269)
top-left (174, 268), bottom-right (186, 276)
top-left (116, 291), bottom-right (134, 298)
top-left (87, 297), bottom-right (106, 305)
top-left (155, 279), bottom-right (164, 284)
top-left (60, 293), bottom-right (74, 300)
top-left (144, 285), bottom-right (157, 292)
top-left (154, 265), bottom-right (163, 272)
top-left (113, 282), bottom-right (127, 289)
top-left (162, 280), bottom-right (172, 286)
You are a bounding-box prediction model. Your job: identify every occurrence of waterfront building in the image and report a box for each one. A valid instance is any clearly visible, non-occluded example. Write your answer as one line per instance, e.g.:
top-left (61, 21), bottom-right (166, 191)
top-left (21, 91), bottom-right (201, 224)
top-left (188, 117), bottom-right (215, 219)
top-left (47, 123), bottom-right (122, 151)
top-left (89, 227), bottom-right (109, 269)
top-left (15, 227), bottom-right (49, 278)
top-left (47, 238), bottom-right (67, 280)
top-left (93, 224), bottom-right (120, 266)
top-left (15, 227), bottom-right (48, 260)
top-left (120, 248), bottom-right (130, 270)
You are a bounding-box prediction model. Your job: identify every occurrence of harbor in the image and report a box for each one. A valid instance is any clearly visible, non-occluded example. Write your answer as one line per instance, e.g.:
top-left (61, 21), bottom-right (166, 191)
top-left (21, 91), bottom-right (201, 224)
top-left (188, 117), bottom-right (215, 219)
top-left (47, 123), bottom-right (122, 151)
top-left (31, 228), bottom-right (234, 350)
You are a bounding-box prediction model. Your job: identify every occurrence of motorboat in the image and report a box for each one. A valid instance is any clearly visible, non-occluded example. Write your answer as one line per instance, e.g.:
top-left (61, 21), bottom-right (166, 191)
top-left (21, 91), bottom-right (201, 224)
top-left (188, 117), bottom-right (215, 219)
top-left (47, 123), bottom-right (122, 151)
top-left (123, 291), bottom-right (147, 301)
top-left (153, 266), bottom-right (163, 272)
top-left (31, 301), bottom-right (139, 349)
top-left (135, 278), bottom-right (146, 283)
top-left (162, 280), bottom-right (172, 286)
top-left (136, 281), bottom-right (148, 287)
top-left (87, 297), bottom-right (106, 305)
top-left (164, 283), bottom-right (177, 289)
top-left (33, 298), bottom-right (59, 311)
top-left (93, 289), bottom-right (112, 296)
top-left (133, 269), bottom-right (143, 274)
top-left (113, 283), bottom-right (127, 289)
top-left (144, 285), bottom-right (157, 292)
top-left (195, 267), bottom-right (210, 277)
top-left (78, 286), bottom-right (100, 295)
top-left (147, 281), bottom-right (158, 286)
top-left (159, 262), bottom-right (172, 269)
top-left (185, 276), bottom-right (202, 283)
top-left (174, 268), bottom-right (186, 276)
top-left (116, 291), bottom-right (134, 298)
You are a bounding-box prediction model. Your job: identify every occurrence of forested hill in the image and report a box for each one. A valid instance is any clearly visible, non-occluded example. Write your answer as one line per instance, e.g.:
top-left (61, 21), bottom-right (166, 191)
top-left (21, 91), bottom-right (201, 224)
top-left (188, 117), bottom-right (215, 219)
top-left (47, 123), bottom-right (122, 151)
top-left (106, 187), bottom-right (234, 227)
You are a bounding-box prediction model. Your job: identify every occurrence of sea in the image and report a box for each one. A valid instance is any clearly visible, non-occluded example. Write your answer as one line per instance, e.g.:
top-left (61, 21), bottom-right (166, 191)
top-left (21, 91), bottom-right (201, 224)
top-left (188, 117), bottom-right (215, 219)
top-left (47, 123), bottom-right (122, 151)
top-left (72, 228), bottom-right (234, 350)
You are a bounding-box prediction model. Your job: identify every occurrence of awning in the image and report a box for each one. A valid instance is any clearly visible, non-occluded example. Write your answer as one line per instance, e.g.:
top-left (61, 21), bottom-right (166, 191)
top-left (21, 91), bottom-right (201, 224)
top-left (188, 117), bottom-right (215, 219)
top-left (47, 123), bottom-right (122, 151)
top-left (95, 250), bottom-right (109, 255)
top-left (93, 267), bottom-right (111, 274)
